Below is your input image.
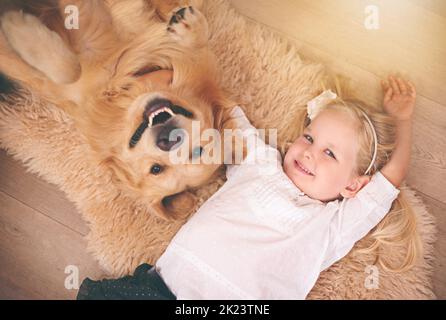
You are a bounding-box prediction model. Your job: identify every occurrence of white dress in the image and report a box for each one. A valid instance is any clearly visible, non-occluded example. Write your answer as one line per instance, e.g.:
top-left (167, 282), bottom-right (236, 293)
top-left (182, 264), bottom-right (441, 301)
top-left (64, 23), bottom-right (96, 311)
top-left (156, 107), bottom-right (399, 299)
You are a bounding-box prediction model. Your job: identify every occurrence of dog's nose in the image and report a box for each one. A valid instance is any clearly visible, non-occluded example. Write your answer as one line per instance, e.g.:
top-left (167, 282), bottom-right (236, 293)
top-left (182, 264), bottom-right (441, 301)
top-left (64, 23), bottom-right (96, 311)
top-left (156, 125), bottom-right (185, 151)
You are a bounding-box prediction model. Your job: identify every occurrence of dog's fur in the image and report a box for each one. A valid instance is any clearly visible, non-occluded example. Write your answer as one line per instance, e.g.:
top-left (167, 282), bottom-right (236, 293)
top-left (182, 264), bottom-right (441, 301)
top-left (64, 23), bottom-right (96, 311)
top-left (0, 0), bottom-right (239, 219)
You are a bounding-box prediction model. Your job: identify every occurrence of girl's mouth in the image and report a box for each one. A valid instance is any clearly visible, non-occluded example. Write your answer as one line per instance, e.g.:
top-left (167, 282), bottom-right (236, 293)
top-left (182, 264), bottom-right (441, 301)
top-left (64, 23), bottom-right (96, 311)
top-left (294, 160), bottom-right (315, 176)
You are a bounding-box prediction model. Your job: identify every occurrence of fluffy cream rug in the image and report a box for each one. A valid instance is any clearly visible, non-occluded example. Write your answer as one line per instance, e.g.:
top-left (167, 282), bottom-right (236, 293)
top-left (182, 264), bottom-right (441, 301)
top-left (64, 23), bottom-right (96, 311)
top-left (0, 0), bottom-right (437, 299)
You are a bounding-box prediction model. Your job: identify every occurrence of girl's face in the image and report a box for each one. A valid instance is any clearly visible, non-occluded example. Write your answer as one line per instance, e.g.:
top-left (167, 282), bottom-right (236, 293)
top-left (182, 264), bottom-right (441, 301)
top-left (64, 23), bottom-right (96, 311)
top-left (283, 109), bottom-right (361, 202)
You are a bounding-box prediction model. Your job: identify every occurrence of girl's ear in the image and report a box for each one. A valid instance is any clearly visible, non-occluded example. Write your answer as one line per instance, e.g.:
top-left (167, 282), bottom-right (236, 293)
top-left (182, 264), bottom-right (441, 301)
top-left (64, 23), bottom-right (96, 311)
top-left (340, 175), bottom-right (371, 198)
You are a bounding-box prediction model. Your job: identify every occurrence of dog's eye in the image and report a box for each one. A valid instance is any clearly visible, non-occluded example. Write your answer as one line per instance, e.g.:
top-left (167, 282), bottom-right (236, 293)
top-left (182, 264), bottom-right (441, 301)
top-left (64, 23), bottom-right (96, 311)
top-left (192, 146), bottom-right (203, 158)
top-left (150, 164), bottom-right (163, 175)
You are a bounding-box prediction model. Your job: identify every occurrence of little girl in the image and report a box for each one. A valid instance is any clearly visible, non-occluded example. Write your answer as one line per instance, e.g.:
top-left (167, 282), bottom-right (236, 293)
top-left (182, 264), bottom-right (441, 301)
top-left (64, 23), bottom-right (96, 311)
top-left (77, 76), bottom-right (418, 299)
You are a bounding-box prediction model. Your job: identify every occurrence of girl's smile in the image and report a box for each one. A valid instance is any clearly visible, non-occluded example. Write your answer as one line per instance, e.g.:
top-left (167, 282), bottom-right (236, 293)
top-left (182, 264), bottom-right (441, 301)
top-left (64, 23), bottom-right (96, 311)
top-left (294, 159), bottom-right (315, 176)
top-left (284, 108), bottom-right (360, 202)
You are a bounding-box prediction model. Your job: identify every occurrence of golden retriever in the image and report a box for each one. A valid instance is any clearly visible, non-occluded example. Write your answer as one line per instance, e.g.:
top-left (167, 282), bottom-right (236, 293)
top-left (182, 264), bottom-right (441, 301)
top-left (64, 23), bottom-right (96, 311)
top-left (0, 0), bottom-right (238, 219)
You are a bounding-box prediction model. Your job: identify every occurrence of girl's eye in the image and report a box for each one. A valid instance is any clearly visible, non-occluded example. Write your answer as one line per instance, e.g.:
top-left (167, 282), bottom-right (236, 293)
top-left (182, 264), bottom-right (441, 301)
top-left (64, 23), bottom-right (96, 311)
top-left (150, 164), bottom-right (163, 175)
top-left (325, 149), bottom-right (336, 159)
top-left (303, 134), bottom-right (313, 143)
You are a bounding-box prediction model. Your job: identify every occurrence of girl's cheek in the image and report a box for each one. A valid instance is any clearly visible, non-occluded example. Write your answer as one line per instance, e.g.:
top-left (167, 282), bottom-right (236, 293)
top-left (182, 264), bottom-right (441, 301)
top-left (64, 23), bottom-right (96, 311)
top-left (286, 144), bottom-right (299, 157)
top-left (316, 157), bottom-right (334, 177)
top-left (325, 162), bottom-right (345, 185)
top-left (292, 139), bottom-right (306, 152)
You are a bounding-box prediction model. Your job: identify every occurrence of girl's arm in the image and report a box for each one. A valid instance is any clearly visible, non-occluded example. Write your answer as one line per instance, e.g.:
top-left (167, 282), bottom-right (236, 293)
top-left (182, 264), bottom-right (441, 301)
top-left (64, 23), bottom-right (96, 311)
top-left (224, 107), bottom-right (281, 178)
top-left (380, 76), bottom-right (416, 188)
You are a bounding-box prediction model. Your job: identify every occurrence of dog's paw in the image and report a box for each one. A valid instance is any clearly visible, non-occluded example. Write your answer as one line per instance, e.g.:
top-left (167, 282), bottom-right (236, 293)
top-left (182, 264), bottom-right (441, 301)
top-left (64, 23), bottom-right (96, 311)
top-left (166, 6), bottom-right (208, 48)
top-left (1, 11), bottom-right (40, 50)
top-left (1, 11), bottom-right (80, 84)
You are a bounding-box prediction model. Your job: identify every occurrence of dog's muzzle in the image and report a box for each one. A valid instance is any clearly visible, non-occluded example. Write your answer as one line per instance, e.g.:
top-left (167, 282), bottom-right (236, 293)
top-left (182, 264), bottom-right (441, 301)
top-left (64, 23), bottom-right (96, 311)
top-left (129, 98), bottom-right (193, 149)
top-left (156, 124), bottom-right (185, 151)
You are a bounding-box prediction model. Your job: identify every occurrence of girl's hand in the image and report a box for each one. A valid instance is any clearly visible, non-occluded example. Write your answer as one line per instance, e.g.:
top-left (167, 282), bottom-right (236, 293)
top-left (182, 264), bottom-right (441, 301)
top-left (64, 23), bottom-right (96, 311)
top-left (381, 76), bottom-right (416, 122)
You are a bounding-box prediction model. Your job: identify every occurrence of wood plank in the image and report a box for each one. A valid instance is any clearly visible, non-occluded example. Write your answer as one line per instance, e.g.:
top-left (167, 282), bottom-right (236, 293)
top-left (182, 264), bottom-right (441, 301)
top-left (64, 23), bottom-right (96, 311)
top-left (407, 98), bottom-right (446, 202)
top-left (0, 149), bottom-right (89, 235)
top-left (229, 0), bottom-right (446, 106)
top-left (408, 0), bottom-right (446, 19)
top-left (415, 192), bottom-right (446, 299)
top-left (0, 191), bottom-right (104, 299)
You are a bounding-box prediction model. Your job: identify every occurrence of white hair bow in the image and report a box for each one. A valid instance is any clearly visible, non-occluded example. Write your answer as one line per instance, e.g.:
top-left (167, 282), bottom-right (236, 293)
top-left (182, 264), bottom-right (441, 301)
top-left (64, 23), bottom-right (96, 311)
top-left (306, 90), bottom-right (337, 121)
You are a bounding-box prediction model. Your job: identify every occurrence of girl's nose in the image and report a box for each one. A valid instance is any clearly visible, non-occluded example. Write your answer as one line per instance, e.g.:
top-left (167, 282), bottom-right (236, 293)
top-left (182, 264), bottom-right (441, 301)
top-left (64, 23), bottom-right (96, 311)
top-left (303, 148), bottom-right (313, 160)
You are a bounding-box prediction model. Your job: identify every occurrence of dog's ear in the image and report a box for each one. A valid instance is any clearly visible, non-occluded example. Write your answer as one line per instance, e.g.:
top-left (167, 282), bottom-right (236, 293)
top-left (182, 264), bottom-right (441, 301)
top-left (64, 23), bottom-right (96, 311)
top-left (101, 155), bottom-right (139, 190)
top-left (151, 191), bottom-right (197, 220)
top-left (163, 191), bottom-right (197, 219)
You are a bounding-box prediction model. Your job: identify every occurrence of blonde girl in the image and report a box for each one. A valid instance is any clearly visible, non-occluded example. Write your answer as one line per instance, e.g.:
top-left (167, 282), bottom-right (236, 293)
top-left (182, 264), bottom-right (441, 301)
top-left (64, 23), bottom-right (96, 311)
top-left (286, 75), bottom-right (421, 273)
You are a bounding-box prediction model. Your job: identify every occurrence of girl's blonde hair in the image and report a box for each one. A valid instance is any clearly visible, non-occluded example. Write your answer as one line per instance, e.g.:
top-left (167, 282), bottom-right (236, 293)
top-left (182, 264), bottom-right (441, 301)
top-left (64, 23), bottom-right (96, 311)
top-left (294, 78), bottom-right (421, 273)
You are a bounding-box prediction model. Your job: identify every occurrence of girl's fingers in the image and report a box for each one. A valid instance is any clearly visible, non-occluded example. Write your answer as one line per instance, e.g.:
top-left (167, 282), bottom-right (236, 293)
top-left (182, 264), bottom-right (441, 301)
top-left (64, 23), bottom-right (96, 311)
top-left (396, 78), bottom-right (408, 95)
top-left (381, 80), bottom-right (389, 90)
top-left (384, 87), bottom-right (393, 102)
top-left (389, 76), bottom-right (401, 95)
top-left (407, 81), bottom-right (417, 98)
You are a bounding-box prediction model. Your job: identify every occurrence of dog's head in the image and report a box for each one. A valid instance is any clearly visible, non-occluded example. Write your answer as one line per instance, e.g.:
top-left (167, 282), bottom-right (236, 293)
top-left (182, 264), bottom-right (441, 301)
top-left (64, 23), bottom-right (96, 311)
top-left (86, 69), bottom-right (234, 219)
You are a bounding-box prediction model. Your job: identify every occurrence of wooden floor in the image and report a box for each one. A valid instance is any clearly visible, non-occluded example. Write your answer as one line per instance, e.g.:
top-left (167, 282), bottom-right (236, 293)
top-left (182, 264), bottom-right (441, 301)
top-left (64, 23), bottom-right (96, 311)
top-left (1, 0), bottom-right (445, 299)
top-left (0, 150), bottom-right (104, 299)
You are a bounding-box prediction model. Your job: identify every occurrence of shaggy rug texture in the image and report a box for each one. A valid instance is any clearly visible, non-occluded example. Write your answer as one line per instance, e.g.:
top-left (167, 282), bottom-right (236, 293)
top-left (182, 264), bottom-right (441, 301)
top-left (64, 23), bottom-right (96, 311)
top-left (0, 0), bottom-right (437, 299)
